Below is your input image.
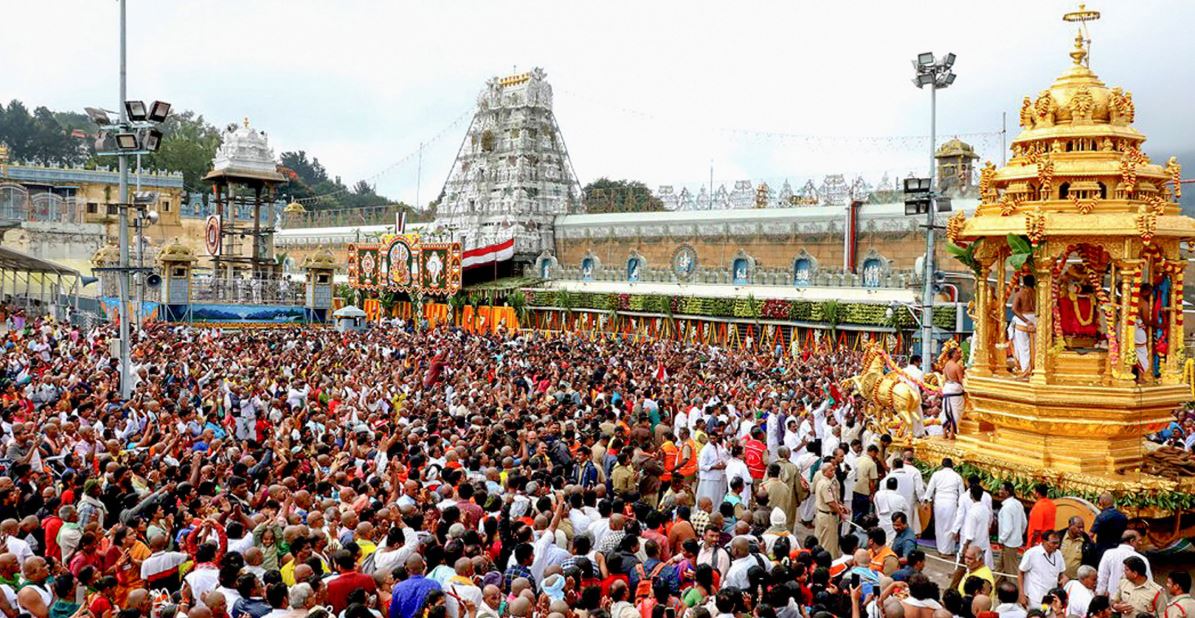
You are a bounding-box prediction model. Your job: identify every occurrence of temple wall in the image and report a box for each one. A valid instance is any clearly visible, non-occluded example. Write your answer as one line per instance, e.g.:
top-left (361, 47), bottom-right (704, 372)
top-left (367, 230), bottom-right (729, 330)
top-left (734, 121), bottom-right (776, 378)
top-left (554, 230), bottom-right (946, 275)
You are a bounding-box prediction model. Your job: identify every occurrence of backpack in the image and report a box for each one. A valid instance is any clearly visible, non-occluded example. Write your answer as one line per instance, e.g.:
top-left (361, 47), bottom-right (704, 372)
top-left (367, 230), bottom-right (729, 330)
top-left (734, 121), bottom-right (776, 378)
top-left (633, 561), bottom-right (671, 603)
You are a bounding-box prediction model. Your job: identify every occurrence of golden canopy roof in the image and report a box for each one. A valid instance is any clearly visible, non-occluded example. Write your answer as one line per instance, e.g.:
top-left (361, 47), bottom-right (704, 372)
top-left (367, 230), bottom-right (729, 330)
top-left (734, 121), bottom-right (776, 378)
top-left (91, 243), bottom-right (120, 266)
top-left (302, 246), bottom-right (338, 270)
top-left (283, 201), bottom-right (307, 214)
top-left (157, 238), bottom-right (198, 264)
top-left (936, 138), bottom-right (977, 159)
top-left (952, 25), bottom-right (1190, 246)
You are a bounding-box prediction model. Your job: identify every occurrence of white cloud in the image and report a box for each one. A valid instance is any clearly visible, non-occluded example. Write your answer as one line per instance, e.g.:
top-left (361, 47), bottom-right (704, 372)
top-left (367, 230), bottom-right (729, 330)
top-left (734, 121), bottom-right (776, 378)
top-left (4, 0), bottom-right (1191, 205)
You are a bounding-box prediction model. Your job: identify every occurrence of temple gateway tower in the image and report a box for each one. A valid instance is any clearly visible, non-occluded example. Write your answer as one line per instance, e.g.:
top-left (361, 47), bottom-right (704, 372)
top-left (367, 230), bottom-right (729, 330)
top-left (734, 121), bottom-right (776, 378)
top-left (939, 7), bottom-right (1192, 475)
top-left (436, 68), bottom-right (581, 263)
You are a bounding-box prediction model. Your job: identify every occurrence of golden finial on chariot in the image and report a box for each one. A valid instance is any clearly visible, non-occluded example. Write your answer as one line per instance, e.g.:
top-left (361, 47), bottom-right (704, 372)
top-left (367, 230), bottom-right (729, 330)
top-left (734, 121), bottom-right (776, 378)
top-left (1062, 4), bottom-right (1100, 67)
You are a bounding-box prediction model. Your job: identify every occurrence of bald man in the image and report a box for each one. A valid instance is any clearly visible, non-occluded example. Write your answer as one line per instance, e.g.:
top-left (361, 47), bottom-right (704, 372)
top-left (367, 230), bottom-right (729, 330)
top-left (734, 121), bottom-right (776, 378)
top-left (389, 555), bottom-right (440, 618)
top-left (476, 585), bottom-right (501, 618)
top-left (444, 557), bottom-right (482, 618)
top-left (15, 557), bottom-right (51, 618)
top-left (0, 553), bottom-right (19, 618)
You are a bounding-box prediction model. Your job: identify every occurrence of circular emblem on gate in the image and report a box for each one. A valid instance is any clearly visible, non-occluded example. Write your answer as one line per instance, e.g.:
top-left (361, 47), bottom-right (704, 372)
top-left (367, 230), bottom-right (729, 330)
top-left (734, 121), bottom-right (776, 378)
top-left (205, 215), bottom-right (222, 256)
top-left (671, 244), bottom-right (698, 281)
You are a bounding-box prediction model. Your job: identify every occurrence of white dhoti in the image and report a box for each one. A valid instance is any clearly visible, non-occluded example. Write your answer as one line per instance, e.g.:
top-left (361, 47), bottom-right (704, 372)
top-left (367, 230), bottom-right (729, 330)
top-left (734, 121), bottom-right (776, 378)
top-left (696, 475), bottom-right (727, 507)
top-left (933, 498), bottom-right (958, 555)
top-left (1010, 313), bottom-right (1037, 373)
top-left (942, 381), bottom-right (963, 434)
top-left (1135, 325), bottom-right (1150, 375)
top-left (799, 493), bottom-right (815, 523)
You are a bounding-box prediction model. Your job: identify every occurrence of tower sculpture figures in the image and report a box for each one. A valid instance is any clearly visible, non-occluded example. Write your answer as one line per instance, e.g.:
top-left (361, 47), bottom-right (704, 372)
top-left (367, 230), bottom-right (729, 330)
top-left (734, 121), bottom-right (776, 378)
top-left (437, 68), bottom-right (581, 262)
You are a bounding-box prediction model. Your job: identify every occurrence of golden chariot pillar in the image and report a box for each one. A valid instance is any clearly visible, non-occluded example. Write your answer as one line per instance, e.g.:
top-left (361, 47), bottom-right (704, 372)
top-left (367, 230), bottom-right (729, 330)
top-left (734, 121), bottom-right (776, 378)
top-left (929, 10), bottom-right (1193, 476)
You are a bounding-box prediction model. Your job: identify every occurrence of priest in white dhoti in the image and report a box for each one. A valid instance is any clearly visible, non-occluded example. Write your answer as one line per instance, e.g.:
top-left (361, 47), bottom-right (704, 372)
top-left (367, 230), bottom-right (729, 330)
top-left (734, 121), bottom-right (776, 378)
top-left (696, 432), bottom-right (728, 506)
top-left (923, 458), bottom-right (964, 555)
top-left (883, 459), bottom-right (924, 531)
top-left (900, 355), bottom-right (926, 438)
top-left (1135, 323), bottom-right (1151, 377)
top-left (874, 477), bottom-right (909, 543)
top-left (1009, 275), bottom-right (1037, 375)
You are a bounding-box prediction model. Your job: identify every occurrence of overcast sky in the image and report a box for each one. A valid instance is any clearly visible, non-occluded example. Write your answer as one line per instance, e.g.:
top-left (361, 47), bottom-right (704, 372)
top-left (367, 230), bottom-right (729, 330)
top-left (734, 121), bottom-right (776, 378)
top-left (5, 1), bottom-right (1193, 205)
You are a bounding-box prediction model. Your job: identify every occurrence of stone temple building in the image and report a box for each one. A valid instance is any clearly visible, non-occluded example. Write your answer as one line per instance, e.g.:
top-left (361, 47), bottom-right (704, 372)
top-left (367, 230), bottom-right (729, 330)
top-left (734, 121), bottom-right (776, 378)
top-left (432, 67), bottom-right (582, 261)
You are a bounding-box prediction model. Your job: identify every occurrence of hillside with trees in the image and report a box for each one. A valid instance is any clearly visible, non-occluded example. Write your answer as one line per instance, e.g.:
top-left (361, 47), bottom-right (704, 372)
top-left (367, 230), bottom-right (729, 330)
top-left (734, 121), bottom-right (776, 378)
top-left (0, 98), bottom-right (401, 211)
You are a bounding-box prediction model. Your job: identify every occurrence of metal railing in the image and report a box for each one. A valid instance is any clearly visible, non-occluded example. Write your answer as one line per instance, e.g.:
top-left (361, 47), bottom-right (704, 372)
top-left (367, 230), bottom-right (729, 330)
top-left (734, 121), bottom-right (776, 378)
top-left (283, 205), bottom-right (404, 229)
top-left (189, 277), bottom-right (305, 305)
top-left (0, 187), bottom-right (85, 224)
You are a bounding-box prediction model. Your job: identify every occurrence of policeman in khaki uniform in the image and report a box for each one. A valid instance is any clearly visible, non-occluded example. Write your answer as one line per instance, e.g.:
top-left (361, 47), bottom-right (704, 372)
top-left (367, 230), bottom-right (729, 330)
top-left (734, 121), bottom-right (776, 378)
top-left (1113, 556), bottom-right (1165, 617)
top-left (814, 463), bottom-right (847, 557)
top-left (1164, 572), bottom-right (1195, 618)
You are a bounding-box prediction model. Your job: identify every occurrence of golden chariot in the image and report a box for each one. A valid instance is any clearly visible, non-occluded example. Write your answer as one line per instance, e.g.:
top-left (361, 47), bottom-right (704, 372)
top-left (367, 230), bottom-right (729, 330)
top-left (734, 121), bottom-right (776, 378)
top-left (909, 6), bottom-right (1195, 547)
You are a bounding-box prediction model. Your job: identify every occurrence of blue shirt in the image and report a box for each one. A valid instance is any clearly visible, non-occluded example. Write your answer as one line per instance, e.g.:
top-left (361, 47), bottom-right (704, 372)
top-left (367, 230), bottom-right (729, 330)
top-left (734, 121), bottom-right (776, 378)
top-left (502, 564), bottom-right (534, 593)
top-left (390, 575), bottom-right (442, 618)
top-left (892, 528), bottom-right (917, 558)
top-left (1091, 507), bottom-right (1128, 551)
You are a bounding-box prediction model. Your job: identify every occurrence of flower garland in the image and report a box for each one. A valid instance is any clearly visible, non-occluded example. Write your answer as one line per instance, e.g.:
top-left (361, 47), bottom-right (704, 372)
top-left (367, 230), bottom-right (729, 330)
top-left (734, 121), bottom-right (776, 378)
top-left (1124, 267), bottom-right (1144, 368)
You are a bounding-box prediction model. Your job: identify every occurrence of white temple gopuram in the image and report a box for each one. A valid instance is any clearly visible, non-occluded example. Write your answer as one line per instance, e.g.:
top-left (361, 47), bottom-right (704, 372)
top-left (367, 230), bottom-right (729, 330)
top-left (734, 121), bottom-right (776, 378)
top-left (433, 68), bottom-right (582, 260)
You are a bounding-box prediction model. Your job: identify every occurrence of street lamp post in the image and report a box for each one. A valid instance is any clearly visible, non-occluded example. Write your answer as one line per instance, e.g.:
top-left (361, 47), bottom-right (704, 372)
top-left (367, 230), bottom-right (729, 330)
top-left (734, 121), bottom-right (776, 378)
top-left (117, 0), bottom-right (131, 400)
top-left (911, 52), bottom-right (956, 375)
top-left (84, 0), bottom-right (171, 400)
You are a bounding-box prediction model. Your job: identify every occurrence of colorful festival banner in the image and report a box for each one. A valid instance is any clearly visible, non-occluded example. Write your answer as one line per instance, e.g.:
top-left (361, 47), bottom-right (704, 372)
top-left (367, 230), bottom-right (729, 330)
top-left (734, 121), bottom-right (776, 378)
top-left (347, 235), bottom-right (462, 296)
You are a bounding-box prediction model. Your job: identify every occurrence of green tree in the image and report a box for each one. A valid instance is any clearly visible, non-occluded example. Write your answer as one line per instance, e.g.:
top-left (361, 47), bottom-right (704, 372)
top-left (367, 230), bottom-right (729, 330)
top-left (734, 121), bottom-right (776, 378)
top-left (137, 111), bottom-right (222, 194)
top-left (582, 178), bottom-right (664, 213)
top-left (0, 100), bottom-right (86, 166)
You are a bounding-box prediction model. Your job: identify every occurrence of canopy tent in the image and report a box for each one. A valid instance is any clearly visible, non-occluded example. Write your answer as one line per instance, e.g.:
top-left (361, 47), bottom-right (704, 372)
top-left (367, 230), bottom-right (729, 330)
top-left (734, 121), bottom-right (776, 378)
top-left (0, 244), bottom-right (90, 319)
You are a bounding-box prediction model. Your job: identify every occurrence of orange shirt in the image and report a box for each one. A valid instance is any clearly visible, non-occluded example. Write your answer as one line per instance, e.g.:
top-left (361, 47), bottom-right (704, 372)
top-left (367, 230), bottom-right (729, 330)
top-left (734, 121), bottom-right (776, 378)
top-left (660, 441), bottom-right (679, 482)
top-left (868, 545), bottom-right (898, 573)
top-left (1026, 497), bottom-right (1056, 547)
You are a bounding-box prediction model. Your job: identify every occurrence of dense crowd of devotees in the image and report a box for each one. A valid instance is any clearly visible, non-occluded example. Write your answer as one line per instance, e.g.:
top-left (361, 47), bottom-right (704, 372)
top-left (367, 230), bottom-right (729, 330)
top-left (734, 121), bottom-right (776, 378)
top-left (1, 305), bottom-right (1194, 618)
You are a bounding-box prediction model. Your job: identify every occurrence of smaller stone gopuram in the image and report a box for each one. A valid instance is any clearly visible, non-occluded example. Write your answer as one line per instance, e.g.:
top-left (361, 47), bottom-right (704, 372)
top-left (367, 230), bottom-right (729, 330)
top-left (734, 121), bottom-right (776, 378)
top-left (936, 6), bottom-right (1193, 476)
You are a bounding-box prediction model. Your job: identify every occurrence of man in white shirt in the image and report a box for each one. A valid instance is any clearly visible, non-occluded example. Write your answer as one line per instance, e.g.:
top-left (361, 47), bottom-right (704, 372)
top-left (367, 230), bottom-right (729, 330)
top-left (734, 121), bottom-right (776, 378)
top-left (673, 406), bottom-right (689, 439)
top-left (1096, 530), bottom-right (1151, 596)
top-left (587, 501), bottom-right (613, 551)
top-left (996, 482), bottom-right (1028, 585)
top-left (873, 477), bottom-right (908, 543)
top-left (883, 459), bottom-right (925, 532)
top-left (959, 485), bottom-right (993, 569)
top-left (952, 476), bottom-right (992, 559)
top-left (1064, 564), bottom-right (1098, 618)
top-left (696, 433), bottom-right (728, 507)
top-left (1018, 529), bottom-right (1065, 607)
top-left (924, 458), bottom-right (964, 556)
top-left (993, 581), bottom-right (1028, 618)
top-left (722, 537), bottom-right (771, 591)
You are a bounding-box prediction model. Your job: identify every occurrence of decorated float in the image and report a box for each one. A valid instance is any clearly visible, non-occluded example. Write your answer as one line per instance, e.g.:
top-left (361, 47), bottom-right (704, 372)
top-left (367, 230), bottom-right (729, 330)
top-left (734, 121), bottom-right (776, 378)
top-left (902, 6), bottom-right (1195, 549)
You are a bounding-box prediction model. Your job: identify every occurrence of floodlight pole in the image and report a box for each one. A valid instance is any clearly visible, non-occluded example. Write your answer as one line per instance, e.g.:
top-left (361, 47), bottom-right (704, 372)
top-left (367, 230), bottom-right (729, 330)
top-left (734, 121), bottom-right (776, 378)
top-left (920, 82), bottom-right (936, 375)
top-left (117, 0), bottom-right (133, 400)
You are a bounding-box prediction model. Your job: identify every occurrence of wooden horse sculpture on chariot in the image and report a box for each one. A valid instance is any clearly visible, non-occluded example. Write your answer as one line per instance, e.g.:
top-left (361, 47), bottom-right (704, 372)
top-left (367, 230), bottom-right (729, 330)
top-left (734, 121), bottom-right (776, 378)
top-left (841, 340), bottom-right (946, 439)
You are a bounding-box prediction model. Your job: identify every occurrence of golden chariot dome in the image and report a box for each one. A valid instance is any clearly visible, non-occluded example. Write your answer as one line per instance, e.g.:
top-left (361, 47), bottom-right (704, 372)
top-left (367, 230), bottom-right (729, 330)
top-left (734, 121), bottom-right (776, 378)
top-left (926, 5), bottom-right (1194, 478)
top-left (283, 201), bottom-right (307, 215)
